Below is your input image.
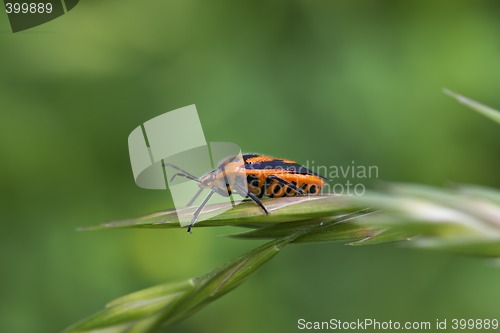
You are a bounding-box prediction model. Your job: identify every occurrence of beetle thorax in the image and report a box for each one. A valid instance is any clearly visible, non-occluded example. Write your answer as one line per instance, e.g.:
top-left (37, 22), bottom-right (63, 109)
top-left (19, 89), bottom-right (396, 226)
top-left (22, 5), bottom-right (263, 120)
top-left (199, 169), bottom-right (226, 189)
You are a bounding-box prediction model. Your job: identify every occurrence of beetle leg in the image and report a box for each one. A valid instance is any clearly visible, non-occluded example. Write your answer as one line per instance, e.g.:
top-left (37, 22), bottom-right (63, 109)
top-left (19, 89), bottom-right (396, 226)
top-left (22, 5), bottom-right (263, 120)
top-left (235, 183), bottom-right (269, 215)
top-left (187, 188), bottom-right (217, 233)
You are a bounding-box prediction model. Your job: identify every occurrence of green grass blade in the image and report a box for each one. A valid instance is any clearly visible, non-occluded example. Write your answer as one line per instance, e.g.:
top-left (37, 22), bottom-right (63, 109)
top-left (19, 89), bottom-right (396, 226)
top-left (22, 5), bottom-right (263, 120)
top-left (63, 237), bottom-right (292, 333)
top-left (457, 184), bottom-right (500, 206)
top-left (444, 88), bottom-right (500, 124)
top-left (350, 184), bottom-right (500, 255)
top-left (229, 210), bottom-right (377, 243)
top-left (106, 280), bottom-right (196, 307)
top-left (411, 239), bottom-right (500, 257)
top-left (62, 294), bottom-right (184, 332)
top-left (79, 195), bottom-right (361, 231)
top-left (67, 183), bottom-right (500, 333)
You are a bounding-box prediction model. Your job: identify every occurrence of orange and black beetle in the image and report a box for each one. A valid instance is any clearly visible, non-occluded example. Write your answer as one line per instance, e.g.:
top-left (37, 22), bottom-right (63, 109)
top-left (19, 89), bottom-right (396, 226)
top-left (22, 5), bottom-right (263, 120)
top-left (168, 154), bottom-right (326, 232)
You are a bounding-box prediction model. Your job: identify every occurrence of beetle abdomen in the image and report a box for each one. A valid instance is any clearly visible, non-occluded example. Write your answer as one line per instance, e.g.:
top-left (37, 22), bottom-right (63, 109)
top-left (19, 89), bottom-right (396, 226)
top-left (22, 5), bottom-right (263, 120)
top-left (245, 173), bottom-right (323, 198)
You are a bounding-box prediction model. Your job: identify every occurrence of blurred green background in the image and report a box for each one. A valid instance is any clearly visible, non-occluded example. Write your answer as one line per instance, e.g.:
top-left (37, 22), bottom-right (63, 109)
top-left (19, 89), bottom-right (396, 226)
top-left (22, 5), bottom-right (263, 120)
top-left (1, 1), bottom-right (500, 332)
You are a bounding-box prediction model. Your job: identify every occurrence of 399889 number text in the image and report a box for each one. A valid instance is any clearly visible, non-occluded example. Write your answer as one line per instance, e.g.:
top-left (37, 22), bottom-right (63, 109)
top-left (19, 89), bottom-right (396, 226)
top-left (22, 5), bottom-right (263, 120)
top-left (451, 318), bottom-right (499, 330)
top-left (5, 2), bottom-right (53, 14)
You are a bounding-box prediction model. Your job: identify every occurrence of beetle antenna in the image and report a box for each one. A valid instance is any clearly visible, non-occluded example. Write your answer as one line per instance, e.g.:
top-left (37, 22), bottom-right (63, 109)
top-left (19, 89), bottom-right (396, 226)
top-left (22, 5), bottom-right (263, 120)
top-left (163, 162), bottom-right (201, 183)
top-left (170, 172), bottom-right (201, 183)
